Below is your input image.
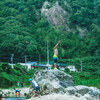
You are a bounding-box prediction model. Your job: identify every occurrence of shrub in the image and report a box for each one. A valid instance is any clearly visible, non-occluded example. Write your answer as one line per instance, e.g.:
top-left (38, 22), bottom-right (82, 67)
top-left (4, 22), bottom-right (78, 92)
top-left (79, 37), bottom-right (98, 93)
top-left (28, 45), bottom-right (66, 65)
top-left (64, 67), bottom-right (70, 73)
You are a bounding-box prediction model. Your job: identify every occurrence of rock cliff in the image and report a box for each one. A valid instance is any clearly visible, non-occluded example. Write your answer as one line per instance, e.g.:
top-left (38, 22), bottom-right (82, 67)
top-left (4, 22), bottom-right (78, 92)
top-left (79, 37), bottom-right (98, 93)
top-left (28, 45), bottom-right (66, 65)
top-left (41, 1), bottom-right (70, 31)
top-left (41, 1), bottom-right (88, 37)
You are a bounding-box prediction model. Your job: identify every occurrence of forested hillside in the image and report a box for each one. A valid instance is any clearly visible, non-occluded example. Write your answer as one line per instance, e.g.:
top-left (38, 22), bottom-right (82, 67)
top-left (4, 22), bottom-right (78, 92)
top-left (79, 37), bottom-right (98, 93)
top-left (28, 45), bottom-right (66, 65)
top-left (0, 0), bottom-right (100, 63)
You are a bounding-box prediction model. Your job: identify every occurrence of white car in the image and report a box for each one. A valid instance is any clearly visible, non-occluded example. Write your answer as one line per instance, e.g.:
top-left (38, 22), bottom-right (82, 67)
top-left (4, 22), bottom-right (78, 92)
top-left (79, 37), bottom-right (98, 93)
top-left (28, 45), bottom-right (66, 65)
top-left (67, 65), bottom-right (78, 72)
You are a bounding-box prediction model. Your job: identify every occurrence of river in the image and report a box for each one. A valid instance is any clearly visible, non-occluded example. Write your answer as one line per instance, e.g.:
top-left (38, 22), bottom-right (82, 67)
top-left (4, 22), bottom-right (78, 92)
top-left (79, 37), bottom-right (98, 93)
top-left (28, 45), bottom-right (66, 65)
top-left (5, 97), bottom-right (25, 100)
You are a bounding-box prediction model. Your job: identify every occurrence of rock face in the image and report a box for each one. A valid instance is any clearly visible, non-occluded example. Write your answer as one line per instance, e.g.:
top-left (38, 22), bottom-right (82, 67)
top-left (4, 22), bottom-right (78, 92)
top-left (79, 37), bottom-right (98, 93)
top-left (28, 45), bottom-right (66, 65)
top-left (29, 69), bottom-right (100, 100)
top-left (30, 69), bottom-right (74, 95)
top-left (41, 1), bottom-right (89, 37)
top-left (41, 1), bottom-right (70, 31)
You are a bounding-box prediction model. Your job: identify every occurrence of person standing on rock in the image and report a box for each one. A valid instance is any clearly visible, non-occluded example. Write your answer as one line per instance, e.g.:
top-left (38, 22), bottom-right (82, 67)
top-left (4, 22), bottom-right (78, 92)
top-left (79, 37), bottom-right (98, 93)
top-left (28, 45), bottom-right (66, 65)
top-left (29, 79), bottom-right (39, 96)
top-left (53, 40), bottom-right (60, 69)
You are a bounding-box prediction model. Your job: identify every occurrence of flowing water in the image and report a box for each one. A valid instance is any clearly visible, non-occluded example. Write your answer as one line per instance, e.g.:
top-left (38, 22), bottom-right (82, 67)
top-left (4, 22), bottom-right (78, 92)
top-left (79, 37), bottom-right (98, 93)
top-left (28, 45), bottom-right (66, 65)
top-left (5, 97), bottom-right (25, 100)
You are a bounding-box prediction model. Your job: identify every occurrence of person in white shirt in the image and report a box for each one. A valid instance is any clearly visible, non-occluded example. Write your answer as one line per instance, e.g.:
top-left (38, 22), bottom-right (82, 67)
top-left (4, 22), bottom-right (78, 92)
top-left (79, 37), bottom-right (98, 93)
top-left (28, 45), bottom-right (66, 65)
top-left (29, 79), bottom-right (39, 96)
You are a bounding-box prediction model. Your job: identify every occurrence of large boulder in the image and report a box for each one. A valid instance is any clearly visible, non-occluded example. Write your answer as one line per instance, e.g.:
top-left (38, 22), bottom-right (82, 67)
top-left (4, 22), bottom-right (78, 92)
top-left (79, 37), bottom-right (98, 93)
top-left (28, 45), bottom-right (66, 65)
top-left (30, 69), bottom-right (74, 95)
top-left (28, 69), bottom-right (100, 100)
top-left (65, 85), bottom-right (100, 99)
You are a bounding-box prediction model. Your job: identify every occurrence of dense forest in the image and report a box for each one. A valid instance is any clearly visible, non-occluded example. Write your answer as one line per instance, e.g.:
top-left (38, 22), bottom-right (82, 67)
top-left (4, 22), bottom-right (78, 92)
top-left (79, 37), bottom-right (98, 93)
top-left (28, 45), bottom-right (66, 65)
top-left (0, 0), bottom-right (100, 88)
top-left (0, 0), bottom-right (100, 63)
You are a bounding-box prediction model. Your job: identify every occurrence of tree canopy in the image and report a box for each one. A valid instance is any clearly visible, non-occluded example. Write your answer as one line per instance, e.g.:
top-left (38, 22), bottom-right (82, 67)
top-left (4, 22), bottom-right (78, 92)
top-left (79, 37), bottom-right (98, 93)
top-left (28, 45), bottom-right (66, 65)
top-left (0, 0), bottom-right (100, 63)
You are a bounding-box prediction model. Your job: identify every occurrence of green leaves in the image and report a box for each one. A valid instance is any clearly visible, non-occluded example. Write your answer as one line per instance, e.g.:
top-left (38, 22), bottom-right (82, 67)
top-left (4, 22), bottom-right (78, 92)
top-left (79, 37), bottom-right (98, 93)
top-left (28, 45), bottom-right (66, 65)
top-left (67, 71), bottom-right (100, 89)
top-left (0, 62), bottom-right (42, 88)
top-left (0, 0), bottom-right (99, 63)
top-left (0, 63), bottom-right (27, 88)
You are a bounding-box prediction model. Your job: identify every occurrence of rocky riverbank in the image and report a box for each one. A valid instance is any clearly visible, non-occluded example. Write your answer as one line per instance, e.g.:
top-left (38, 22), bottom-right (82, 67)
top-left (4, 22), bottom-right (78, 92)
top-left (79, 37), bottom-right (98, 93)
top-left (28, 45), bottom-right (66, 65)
top-left (27, 93), bottom-right (99, 100)
top-left (2, 87), bottom-right (29, 98)
top-left (2, 70), bottom-right (100, 100)
top-left (28, 70), bottom-right (100, 100)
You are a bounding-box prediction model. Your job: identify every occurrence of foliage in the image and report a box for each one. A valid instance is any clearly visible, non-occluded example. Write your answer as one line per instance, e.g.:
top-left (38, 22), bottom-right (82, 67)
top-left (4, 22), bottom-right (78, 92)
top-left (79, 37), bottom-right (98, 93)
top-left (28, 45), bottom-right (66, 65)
top-left (65, 71), bottom-right (100, 89)
top-left (0, 63), bottom-right (40, 88)
top-left (0, 0), bottom-right (99, 62)
top-left (64, 67), bottom-right (70, 73)
top-left (0, 0), bottom-right (100, 89)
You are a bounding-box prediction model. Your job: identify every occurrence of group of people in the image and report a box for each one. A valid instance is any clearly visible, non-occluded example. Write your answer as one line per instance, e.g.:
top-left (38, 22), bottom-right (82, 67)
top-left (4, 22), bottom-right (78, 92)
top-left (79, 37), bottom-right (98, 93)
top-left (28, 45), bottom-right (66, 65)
top-left (0, 41), bottom-right (60, 99)
top-left (0, 88), bottom-right (21, 99)
top-left (17, 81), bottom-right (24, 88)
top-left (29, 40), bottom-right (61, 96)
top-left (28, 40), bottom-right (61, 96)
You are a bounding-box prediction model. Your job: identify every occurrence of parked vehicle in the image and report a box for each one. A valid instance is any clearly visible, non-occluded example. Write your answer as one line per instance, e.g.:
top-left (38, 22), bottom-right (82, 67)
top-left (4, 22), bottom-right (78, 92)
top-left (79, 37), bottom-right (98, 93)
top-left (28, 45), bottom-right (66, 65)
top-left (67, 65), bottom-right (78, 72)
